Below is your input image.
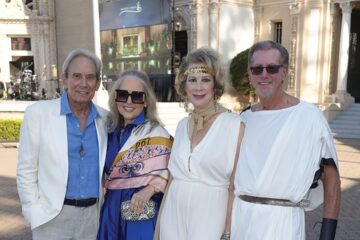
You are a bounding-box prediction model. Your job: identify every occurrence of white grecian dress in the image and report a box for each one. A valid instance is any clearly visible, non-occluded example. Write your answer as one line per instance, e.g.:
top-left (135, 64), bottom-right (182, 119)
top-left (160, 112), bottom-right (242, 240)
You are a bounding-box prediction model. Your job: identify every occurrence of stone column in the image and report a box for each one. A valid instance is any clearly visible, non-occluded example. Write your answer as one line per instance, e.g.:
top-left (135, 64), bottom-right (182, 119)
top-left (335, 2), bottom-right (354, 107)
top-left (92, 0), bottom-right (108, 108)
top-left (208, 0), bottom-right (219, 50)
top-left (288, 2), bottom-right (301, 97)
top-left (253, 1), bottom-right (263, 42)
top-left (189, 0), bottom-right (205, 50)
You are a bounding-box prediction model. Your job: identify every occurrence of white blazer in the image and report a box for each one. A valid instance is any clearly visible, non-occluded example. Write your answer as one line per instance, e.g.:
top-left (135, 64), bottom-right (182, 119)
top-left (16, 98), bottom-right (108, 229)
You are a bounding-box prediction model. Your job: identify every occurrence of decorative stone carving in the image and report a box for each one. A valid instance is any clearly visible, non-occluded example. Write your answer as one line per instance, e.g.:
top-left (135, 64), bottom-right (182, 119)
top-left (209, 0), bottom-right (219, 13)
top-left (288, 1), bottom-right (301, 94)
top-left (289, 2), bottom-right (301, 15)
top-left (339, 1), bottom-right (352, 13)
top-left (1, 0), bottom-right (34, 19)
top-left (208, 0), bottom-right (219, 50)
top-left (253, 6), bottom-right (262, 42)
top-left (328, 3), bottom-right (340, 95)
top-left (0, 0), bottom-right (56, 92)
top-left (189, 1), bottom-right (204, 49)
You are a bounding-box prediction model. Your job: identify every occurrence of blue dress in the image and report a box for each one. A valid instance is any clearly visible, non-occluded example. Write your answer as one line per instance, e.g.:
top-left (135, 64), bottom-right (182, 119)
top-left (97, 113), bottom-right (163, 240)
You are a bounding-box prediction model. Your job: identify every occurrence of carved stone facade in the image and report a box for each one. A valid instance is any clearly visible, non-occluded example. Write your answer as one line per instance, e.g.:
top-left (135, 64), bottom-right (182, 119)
top-left (254, 0), bottom-right (360, 110)
top-left (0, 0), bottom-right (56, 93)
top-left (1, 0), bottom-right (359, 108)
top-left (174, 0), bottom-right (254, 60)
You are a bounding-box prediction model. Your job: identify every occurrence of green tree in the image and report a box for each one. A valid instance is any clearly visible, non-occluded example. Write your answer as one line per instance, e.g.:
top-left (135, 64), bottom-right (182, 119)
top-left (229, 48), bottom-right (256, 103)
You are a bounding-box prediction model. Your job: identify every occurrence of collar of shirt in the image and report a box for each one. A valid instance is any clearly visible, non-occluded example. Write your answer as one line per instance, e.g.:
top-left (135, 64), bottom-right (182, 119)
top-left (118, 109), bottom-right (146, 148)
top-left (130, 109), bottom-right (146, 126)
top-left (104, 110), bottom-right (146, 173)
top-left (60, 90), bottom-right (99, 120)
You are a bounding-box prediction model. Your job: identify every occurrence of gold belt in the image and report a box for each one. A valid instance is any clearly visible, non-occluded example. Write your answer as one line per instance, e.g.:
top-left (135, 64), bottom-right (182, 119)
top-left (239, 195), bottom-right (310, 208)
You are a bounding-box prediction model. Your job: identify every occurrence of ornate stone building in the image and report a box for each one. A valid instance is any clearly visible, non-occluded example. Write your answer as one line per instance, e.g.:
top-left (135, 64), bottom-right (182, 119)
top-left (173, 0), bottom-right (360, 113)
top-left (247, 0), bottom-right (360, 114)
top-left (1, 0), bottom-right (359, 113)
top-left (0, 0), bottom-right (57, 92)
top-left (172, 0), bottom-right (254, 61)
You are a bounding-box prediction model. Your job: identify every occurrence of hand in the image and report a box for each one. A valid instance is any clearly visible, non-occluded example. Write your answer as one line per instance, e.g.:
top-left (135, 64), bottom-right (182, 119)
top-left (130, 185), bottom-right (156, 213)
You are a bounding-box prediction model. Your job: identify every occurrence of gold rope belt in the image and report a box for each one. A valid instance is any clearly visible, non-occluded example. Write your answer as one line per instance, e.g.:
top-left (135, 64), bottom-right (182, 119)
top-left (239, 195), bottom-right (310, 208)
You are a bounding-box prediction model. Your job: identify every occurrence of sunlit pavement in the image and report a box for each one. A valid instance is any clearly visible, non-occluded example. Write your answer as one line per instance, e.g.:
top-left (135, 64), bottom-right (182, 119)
top-left (0, 138), bottom-right (359, 239)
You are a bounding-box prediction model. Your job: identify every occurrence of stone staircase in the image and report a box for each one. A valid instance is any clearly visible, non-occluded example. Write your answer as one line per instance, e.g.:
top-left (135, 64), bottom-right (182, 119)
top-left (329, 103), bottom-right (360, 139)
top-left (157, 102), bottom-right (189, 136)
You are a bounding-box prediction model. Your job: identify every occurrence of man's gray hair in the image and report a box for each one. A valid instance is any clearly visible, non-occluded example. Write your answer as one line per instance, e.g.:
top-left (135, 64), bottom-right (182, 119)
top-left (248, 40), bottom-right (289, 67)
top-left (62, 48), bottom-right (103, 80)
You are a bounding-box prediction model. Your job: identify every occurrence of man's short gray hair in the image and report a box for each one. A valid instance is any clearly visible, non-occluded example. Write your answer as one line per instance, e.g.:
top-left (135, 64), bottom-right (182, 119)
top-left (62, 48), bottom-right (103, 80)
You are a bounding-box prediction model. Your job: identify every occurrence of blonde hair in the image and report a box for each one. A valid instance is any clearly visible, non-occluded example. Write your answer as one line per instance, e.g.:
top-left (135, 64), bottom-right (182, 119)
top-left (107, 70), bottom-right (161, 132)
top-left (175, 47), bottom-right (229, 100)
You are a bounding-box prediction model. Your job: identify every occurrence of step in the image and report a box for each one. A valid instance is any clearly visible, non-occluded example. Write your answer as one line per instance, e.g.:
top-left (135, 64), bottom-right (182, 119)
top-left (338, 112), bottom-right (360, 117)
top-left (346, 105), bottom-right (360, 109)
top-left (329, 103), bottom-right (360, 139)
top-left (157, 102), bottom-right (189, 136)
top-left (330, 122), bottom-right (360, 130)
top-left (332, 132), bottom-right (360, 139)
top-left (330, 118), bottom-right (360, 123)
top-left (330, 126), bottom-right (360, 132)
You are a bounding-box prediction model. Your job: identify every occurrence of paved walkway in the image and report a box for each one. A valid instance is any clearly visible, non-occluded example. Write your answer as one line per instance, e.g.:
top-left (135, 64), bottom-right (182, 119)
top-left (0, 138), bottom-right (359, 239)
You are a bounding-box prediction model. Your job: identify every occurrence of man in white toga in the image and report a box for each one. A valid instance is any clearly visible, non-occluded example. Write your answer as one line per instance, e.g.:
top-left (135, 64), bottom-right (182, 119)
top-left (231, 40), bottom-right (340, 240)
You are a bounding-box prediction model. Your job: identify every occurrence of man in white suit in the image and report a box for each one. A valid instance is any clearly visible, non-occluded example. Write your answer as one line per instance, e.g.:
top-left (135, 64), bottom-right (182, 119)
top-left (17, 48), bottom-right (108, 239)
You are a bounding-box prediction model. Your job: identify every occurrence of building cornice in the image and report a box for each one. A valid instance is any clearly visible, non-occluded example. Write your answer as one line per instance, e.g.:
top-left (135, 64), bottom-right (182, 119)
top-left (333, 0), bottom-right (357, 4)
top-left (0, 16), bottom-right (53, 24)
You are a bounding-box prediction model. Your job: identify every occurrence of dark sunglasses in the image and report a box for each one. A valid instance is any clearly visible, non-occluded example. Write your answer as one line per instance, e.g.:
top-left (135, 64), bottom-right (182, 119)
top-left (115, 89), bottom-right (145, 104)
top-left (250, 65), bottom-right (283, 75)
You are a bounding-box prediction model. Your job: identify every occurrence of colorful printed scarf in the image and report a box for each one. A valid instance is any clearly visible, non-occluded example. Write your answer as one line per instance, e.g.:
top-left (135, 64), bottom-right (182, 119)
top-left (105, 124), bottom-right (173, 192)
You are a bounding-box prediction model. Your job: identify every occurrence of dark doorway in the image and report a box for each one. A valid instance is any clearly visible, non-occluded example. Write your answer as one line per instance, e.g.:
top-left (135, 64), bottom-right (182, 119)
top-left (9, 56), bottom-right (34, 80)
top-left (175, 30), bottom-right (188, 63)
top-left (348, 9), bottom-right (360, 103)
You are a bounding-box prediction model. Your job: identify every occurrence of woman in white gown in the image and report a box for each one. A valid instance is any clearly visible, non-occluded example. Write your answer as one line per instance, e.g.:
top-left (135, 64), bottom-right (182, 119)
top-left (158, 47), bottom-right (245, 240)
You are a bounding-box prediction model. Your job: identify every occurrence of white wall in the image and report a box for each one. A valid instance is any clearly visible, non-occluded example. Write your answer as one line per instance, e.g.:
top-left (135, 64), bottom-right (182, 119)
top-left (219, 3), bottom-right (254, 61)
top-left (197, 5), bottom-right (210, 48)
top-left (301, 8), bottom-right (320, 103)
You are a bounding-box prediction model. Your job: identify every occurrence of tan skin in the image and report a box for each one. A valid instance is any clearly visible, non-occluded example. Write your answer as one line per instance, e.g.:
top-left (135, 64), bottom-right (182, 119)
top-left (248, 48), bottom-right (341, 220)
top-left (61, 56), bottom-right (100, 131)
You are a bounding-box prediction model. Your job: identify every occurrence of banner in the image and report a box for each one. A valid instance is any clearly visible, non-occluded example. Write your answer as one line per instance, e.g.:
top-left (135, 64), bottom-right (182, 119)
top-left (100, 0), bottom-right (171, 31)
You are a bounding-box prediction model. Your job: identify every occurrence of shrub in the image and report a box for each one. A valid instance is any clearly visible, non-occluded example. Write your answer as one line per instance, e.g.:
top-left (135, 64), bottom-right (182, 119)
top-left (0, 119), bottom-right (22, 141)
top-left (229, 48), bottom-right (256, 102)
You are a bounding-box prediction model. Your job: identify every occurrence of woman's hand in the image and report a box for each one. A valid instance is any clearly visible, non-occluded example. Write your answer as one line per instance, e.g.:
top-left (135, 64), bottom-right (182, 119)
top-left (130, 185), bottom-right (157, 213)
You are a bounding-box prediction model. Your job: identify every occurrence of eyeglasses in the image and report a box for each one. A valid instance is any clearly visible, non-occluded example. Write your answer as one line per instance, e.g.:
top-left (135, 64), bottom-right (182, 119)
top-left (249, 65), bottom-right (283, 75)
top-left (115, 89), bottom-right (145, 104)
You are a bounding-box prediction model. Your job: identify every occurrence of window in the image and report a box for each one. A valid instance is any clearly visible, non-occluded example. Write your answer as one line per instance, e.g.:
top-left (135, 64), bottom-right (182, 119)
top-left (122, 35), bottom-right (139, 57)
top-left (273, 22), bottom-right (282, 44)
top-left (11, 37), bottom-right (31, 51)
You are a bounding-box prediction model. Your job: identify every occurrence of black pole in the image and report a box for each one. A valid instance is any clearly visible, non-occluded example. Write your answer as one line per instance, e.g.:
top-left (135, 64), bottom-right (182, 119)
top-left (170, 0), bottom-right (176, 101)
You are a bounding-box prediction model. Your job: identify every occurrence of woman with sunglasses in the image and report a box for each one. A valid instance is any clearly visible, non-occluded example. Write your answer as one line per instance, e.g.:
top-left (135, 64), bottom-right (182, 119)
top-left (97, 70), bottom-right (173, 240)
top-left (156, 48), bottom-right (245, 240)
